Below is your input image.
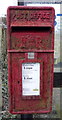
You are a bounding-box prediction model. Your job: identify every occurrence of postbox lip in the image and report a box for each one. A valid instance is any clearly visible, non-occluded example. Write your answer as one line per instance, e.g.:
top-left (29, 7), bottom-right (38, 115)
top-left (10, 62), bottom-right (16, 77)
top-left (7, 6), bottom-right (55, 28)
top-left (7, 6), bottom-right (55, 12)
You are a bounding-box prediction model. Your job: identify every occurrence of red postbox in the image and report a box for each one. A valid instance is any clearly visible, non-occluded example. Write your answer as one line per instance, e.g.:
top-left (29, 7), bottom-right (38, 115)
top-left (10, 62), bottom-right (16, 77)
top-left (7, 6), bottom-right (55, 114)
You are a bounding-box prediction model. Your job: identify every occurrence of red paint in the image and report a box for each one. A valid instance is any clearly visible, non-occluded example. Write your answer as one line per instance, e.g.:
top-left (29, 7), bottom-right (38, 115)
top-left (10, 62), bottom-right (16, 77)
top-left (7, 6), bottom-right (55, 114)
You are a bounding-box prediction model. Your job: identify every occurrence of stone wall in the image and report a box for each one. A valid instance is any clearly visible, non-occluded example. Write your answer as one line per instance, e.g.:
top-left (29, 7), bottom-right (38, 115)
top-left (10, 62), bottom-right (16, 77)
top-left (0, 18), bottom-right (2, 111)
top-left (0, 16), bottom-right (61, 119)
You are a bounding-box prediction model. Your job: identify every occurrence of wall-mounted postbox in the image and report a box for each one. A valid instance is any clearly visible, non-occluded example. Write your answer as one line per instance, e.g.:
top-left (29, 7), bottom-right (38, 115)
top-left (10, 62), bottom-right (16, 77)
top-left (7, 6), bottom-right (55, 114)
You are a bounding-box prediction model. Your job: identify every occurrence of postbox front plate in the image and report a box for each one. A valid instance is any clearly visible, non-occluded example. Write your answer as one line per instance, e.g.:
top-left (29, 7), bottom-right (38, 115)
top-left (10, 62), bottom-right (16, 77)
top-left (7, 6), bottom-right (55, 114)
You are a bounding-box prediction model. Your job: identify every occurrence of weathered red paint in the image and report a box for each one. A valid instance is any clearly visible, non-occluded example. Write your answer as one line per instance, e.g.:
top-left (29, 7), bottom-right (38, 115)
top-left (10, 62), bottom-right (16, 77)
top-left (7, 6), bottom-right (55, 114)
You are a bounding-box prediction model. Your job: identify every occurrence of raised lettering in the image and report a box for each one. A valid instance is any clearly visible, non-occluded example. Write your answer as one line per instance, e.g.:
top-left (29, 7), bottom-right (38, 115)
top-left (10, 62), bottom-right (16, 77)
top-left (11, 10), bottom-right (51, 22)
